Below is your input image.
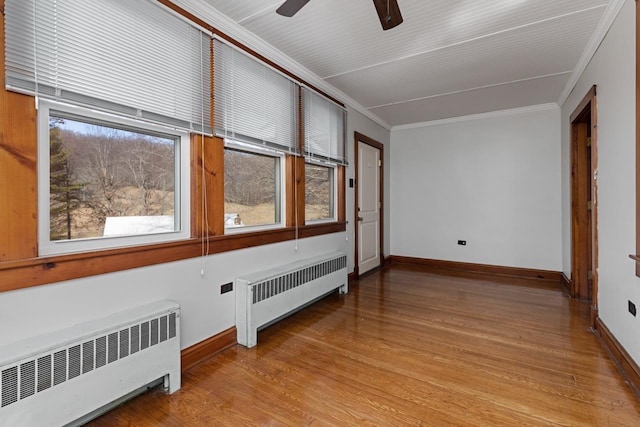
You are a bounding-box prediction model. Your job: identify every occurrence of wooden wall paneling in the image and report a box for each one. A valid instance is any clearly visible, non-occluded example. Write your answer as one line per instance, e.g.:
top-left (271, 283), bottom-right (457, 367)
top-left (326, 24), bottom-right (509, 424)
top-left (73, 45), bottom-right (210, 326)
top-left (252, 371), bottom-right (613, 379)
top-left (296, 156), bottom-right (306, 226)
top-left (284, 156), bottom-right (307, 228)
top-left (0, 1), bottom-right (39, 261)
top-left (191, 135), bottom-right (223, 238)
top-left (337, 166), bottom-right (346, 223)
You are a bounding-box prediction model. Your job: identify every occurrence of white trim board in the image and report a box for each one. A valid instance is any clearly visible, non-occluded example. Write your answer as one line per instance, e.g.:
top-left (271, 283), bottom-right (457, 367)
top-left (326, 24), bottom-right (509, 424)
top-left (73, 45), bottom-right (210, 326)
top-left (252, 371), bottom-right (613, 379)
top-left (391, 103), bottom-right (560, 131)
top-left (557, 0), bottom-right (627, 106)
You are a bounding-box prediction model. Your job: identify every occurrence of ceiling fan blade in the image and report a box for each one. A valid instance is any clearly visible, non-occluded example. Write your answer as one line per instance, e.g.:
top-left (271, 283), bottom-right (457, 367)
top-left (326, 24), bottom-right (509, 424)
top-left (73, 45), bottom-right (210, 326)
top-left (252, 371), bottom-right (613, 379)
top-left (372, 0), bottom-right (403, 30)
top-left (276, 0), bottom-right (311, 17)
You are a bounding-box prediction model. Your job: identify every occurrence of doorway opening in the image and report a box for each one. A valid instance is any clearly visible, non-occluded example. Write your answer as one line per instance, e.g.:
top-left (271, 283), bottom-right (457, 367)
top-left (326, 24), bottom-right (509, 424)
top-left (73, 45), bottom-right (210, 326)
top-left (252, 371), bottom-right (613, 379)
top-left (354, 132), bottom-right (384, 278)
top-left (570, 85), bottom-right (598, 326)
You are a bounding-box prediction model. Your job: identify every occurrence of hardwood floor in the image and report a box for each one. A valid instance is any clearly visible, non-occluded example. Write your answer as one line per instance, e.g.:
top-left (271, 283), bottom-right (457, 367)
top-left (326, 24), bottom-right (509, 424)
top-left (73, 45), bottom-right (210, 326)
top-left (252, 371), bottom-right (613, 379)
top-left (90, 265), bottom-right (640, 426)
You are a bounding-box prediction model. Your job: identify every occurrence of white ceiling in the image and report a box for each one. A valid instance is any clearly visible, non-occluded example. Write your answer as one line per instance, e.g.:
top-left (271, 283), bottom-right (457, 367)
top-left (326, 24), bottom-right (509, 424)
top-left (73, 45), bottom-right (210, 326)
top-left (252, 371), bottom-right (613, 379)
top-left (201, 0), bottom-right (612, 127)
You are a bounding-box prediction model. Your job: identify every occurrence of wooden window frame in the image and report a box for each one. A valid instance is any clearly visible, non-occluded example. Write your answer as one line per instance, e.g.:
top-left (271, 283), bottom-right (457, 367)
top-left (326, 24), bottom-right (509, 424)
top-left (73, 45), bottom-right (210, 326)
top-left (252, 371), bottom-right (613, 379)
top-left (0, 0), bottom-right (346, 293)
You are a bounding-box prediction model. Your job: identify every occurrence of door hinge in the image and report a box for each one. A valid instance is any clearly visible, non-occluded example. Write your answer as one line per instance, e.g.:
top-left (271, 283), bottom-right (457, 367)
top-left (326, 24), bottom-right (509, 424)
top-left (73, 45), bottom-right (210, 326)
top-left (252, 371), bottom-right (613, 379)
top-left (378, 160), bottom-right (382, 167)
top-left (378, 202), bottom-right (382, 208)
top-left (586, 137), bottom-right (592, 147)
top-left (587, 271), bottom-right (593, 281)
top-left (587, 201), bottom-right (593, 211)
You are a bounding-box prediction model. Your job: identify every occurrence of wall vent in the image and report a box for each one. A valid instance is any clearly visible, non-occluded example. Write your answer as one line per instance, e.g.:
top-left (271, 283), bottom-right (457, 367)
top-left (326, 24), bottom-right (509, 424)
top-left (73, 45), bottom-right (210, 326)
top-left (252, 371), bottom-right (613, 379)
top-left (0, 301), bottom-right (180, 426)
top-left (236, 252), bottom-right (348, 348)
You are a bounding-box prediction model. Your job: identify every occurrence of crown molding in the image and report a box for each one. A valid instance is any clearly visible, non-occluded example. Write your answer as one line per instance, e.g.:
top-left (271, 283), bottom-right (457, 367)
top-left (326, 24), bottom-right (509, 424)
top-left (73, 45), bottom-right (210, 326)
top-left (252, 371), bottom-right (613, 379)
top-left (171, 0), bottom-right (391, 131)
top-left (557, 0), bottom-right (627, 106)
top-left (391, 103), bottom-right (560, 131)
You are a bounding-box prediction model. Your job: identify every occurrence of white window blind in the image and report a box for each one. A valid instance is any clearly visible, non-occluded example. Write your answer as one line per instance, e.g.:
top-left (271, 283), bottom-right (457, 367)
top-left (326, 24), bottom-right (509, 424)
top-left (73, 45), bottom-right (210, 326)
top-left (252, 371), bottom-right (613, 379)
top-left (303, 88), bottom-right (347, 165)
top-left (4, 0), bottom-right (211, 134)
top-left (214, 39), bottom-right (298, 154)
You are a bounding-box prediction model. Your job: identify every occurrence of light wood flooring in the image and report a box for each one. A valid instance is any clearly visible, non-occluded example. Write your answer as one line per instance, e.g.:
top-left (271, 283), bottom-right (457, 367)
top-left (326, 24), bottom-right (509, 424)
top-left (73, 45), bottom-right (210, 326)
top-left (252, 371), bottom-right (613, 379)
top-left (91, 265), bottom-right (640, 426)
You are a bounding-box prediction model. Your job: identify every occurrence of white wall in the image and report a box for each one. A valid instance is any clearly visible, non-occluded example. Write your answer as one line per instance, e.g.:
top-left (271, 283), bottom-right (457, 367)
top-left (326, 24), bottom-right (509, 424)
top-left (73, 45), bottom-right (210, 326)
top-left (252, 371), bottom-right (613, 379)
top-left (560, 0), bottom-right (639, 363)
top-left (0, 233), bottom-right (346, 348)
top-left (390, 106), bottom-right (562, 271)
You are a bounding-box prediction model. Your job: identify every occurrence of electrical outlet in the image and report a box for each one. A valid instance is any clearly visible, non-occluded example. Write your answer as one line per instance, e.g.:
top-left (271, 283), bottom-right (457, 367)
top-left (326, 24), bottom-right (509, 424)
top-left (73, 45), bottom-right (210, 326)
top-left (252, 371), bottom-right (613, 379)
top-left (221, 282), bottom-right (233, 294)
top-left (457, 240), bottom-right (466, 246)
top-left (629, 300), bottom-right (637, 317)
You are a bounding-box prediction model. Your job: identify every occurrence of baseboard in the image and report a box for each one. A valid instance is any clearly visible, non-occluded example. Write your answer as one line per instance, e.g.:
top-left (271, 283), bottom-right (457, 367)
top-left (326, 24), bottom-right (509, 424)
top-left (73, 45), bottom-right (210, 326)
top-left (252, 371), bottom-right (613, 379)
top-left (348, 271), bottom-right (358, 283)
top-left (389, 256), bottom-right (563, 282)
top-left (181, 327), bottom-right (237, 373)
top-left (594, 318), bottom-right (640, 397)
top-left (560, 272), bottom-right (572, 295)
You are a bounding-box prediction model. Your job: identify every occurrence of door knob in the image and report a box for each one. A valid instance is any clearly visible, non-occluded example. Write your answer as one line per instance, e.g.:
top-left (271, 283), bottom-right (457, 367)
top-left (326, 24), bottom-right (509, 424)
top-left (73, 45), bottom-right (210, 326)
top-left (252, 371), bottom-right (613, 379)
top-left (357, 216), bottom-right (363, 221)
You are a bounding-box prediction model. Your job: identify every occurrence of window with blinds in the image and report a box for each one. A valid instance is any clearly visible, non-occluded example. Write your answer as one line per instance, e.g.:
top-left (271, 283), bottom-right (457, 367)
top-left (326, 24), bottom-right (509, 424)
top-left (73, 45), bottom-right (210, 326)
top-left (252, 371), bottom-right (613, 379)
top-left (4, 0), bottom-right (211, 134)
top-left (303, 89), bottom-right (347, 165)
top-left (213, 39), bottom-right (298, 154)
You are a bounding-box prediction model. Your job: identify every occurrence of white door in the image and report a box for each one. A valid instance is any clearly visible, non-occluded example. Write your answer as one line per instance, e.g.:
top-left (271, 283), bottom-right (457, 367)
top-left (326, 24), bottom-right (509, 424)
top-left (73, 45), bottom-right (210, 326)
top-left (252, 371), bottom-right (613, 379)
top-left (357, 141), bottom-right (381, 274)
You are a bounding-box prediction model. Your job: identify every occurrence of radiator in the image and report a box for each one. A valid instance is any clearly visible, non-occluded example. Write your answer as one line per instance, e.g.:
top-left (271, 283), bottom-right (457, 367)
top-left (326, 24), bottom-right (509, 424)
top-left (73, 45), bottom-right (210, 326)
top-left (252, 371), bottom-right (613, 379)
top-left (236, 252), bottom-right (348, 348)
top-left (0, 300), bottom-right (181, 427)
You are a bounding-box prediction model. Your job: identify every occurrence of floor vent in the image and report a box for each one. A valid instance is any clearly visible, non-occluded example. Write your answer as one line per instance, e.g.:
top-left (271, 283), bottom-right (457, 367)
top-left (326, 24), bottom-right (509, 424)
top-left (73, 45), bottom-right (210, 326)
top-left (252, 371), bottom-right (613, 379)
top-left (236, 252), bottom-right (348, 348)
top-left (0, 301), bottom-right (181, 426)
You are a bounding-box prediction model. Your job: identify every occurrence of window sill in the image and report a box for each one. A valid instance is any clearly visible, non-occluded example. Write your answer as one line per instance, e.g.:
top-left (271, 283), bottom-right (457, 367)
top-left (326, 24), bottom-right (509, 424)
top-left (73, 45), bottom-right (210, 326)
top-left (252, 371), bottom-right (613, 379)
top-left (0, 222), bottom-right (346, 293)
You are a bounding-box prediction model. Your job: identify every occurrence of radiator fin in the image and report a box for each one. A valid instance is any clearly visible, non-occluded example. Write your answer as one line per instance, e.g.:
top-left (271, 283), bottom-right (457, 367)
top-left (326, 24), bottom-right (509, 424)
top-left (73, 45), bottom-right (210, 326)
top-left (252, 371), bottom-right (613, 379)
top-left (169, 313), bottom-right (177, 339)
top-left (19, 361), bottom-right (35, 399)
top-left (141, 321), bottom-right (150, 350)
top-left (119, 329), bottom-right (130, 359)
top-left (68, 345), bottom-right (82, 379)
top-left (53, 350), bottom-right (66, 386)
top-left (1, 367), bottom-right (18, 407)
top-left (0, 311), bottom-right (179, 410)
top-left (130, 325), bottom-right (140, 355)
top-left (252, 254), bottom-right (347, 304)
top-left (160, 316), bottom-right (168, 343)
top-left (107, 333), bottom-right (118, 364)
top-left (37, 355), bottom-right (52, 392)
top-left (151, 319), bottom-right (159, 346)
top-left (82, 341), bottom-right (94, 374)
top-left (95, 337), bottom-right (107, 369)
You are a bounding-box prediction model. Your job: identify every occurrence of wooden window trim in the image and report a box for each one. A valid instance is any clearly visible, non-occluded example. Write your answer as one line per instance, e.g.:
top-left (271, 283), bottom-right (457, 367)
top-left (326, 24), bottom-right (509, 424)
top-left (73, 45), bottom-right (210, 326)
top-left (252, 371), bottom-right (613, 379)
top-left (0, 1), bottom-right (347, 293)
top-left (0, 222), bottom-right (346, 293)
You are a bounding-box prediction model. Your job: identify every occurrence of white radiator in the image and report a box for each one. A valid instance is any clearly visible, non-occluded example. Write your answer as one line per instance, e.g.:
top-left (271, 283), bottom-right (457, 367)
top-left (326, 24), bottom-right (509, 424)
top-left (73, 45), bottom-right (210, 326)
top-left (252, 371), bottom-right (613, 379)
top-left (236, 252), bottom-right (348, 348)
top-left (0, 300), bottom-right (181, 427)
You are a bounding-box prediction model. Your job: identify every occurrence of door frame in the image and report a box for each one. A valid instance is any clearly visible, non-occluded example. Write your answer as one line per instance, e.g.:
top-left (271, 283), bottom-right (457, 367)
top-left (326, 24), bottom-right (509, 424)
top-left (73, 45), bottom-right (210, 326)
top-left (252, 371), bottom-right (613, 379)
top-left (353, 132), bottom-right (384, 279)
top-left (570, 85), bottom-right (599, 325)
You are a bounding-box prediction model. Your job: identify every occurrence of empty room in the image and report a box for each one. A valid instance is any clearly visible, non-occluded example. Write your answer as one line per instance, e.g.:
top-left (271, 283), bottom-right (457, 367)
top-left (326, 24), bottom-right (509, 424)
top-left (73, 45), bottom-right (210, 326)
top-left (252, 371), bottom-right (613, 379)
top-left (1, 0), bottom-right (639, 425)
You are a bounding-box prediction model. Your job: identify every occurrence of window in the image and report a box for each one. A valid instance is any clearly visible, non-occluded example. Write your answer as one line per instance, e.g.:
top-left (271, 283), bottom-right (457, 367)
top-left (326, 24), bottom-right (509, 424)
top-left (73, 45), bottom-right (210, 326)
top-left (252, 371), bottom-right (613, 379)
top-left (5, 0), bottom-right (211, 134)
top-left (213, 39), bottom-right (298, 153)
top-left (305, 162), bottom-right (336, 222)
top-left (224, 143), bottom-right (284, 231)
top-left (38, 101), bottom-right (190, 255)
top-left (303, 88), bottom-right (347, 165)
top-left (214, 39), bottom-right (297, 232)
